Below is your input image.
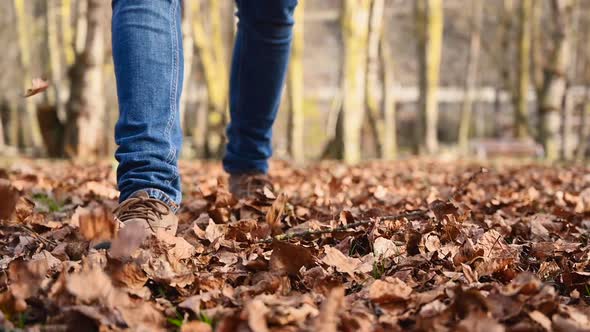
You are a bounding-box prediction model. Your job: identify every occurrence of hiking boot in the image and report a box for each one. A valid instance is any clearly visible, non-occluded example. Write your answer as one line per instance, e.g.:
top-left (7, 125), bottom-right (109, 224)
top-left (229, 172), bottom-right (274, 200)
top-left (113, 191), bottom-right (178, 236)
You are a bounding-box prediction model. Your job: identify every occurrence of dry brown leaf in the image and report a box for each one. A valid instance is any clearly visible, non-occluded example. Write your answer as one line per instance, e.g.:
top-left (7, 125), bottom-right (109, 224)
top-left (266, 192), bottom-right (288, 235)
top-left (181, 321), bottom-right (213, 332)
top-left (246, 299), bottom-right (270, 332)
top-left (314, 287), bottom-right (345, 332)
top-left (501, 272), bottom-right (542, 296)
top-left (0, 179), bottom-right (19, 221)
top-left (66, 266), bottom-right (114, 303)
top-left (8, 259), bottom-right (48, 311)
top-left (23, 78), bottom-right (50, 97)
top-left (110, 220), bottom-right (148, 259)
top-left (529, 310), bottom-right (552, 331)
top-left (368, 277), bottom-right (412, 304)
top-left (205, 219), bottom-right (226, 243)
top-left (321, 246), bottom-right (361, 277)
top-left (78, 205), bottom-right (117, 242)
top-left (373, 237), bottom-right (400, 258)
top-left (269, 241), bottom-right (316, 275)
top-left (155, 229), bottom-right (196, 261)
top-left (179, 290), bottom-right (222, 314)
top-left (457, 312), bottom-right (505, 332)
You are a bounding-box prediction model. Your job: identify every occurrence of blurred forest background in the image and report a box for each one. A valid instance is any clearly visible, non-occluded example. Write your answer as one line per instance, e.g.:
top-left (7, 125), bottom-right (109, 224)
top-left (1, 0), bottom-right (589, 163)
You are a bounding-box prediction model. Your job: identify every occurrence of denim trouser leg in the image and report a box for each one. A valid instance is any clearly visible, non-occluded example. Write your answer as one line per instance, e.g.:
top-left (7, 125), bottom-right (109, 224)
top-left (112, 0), bottom-right (183, 211)
top-left (223, 0), bottom-right (298, 175)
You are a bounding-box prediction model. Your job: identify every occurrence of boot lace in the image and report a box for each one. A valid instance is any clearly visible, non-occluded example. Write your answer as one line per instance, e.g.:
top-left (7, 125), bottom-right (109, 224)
top-left (113, 196), bottom-right (170, 232)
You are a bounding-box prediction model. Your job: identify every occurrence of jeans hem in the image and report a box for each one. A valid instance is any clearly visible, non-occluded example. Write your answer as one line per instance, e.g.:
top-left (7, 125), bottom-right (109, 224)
top-left (129, 188), bottom-right (180, 213)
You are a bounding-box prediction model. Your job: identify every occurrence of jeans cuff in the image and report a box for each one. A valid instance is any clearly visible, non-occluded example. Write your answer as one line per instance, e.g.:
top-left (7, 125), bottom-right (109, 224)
top-left (129, 188), bottom-right (180, 213)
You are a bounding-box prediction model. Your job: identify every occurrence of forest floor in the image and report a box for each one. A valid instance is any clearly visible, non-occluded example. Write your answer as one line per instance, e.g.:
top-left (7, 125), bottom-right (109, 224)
top-left (1, 159), bottom-right (590, 331)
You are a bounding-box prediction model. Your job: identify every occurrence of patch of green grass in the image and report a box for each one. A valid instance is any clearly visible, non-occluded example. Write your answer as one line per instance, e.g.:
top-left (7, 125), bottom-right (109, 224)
top-left (12, 312), bottom-right (26, 329)
top-left (372, 257), bottom-right (386, 279)
top-left (198, 313), bottom-right (213, 326)
top-left (31, 193), bottom-right (61, 213)
top-left (167, 311), bottom-right (184, 328)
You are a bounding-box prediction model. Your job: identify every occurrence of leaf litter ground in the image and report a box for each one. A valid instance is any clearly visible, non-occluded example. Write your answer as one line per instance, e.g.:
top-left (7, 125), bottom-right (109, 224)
top-left (1, 160), bottom-right (590, 331)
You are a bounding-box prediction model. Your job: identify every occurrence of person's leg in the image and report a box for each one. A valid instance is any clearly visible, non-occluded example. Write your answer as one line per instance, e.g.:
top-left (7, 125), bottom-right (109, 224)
top-left (112, 0), bottom-right (184, 212)
top-left (223, 0), bottom-right (298, 175)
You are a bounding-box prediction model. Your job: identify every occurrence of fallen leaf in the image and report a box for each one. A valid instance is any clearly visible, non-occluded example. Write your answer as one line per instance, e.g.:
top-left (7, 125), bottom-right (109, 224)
top-left (181, 321), bottom-right (213, 332)
top-left (529, 310), bottom-right (552, 331)
top-left (8, 259), bottom-right (48, 311)
top-left (269, 241), bottom-right (316, 276)
top-left (457, 312), bottom-right (505, 332)
top-left (373, 237), bottom-right (400, 258)
top-left (246, 299), bottom-right (270, 332)
top-left (314, 287), bottom-right (345, 332)
top-left (205, 219), bottom-right (226, 243)
top-left (321, 246), bottom-right (361, 277)
top-left (368, 277), bottom-right (412, 304)
top-left (0, 179), bottom-right (19, 221)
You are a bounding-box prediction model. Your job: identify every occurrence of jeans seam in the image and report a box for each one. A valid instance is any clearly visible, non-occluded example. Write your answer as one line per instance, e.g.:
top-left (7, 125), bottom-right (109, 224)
top-left (235, 25), bottom-right (246, 130)
top-left (164, 0), bottom-right (179, 165)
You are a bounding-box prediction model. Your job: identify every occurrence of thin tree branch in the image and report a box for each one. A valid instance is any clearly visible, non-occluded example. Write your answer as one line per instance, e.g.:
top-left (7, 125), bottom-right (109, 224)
top-left (258, 210), bottom-right (428, 244)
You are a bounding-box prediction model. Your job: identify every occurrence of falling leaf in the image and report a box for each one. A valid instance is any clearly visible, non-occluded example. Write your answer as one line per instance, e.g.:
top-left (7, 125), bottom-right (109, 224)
top-left (23, 78), bottom-right (50, 98)
top-left (109, 220), bottom-right (148, 259)
top-left (266, 192), bottom-right (288, 235)
top-left (78, 205), bottom-right (117, 242)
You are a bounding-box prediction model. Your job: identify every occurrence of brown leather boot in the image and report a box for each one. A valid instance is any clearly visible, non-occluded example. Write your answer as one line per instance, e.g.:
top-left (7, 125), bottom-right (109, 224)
top-left (229, 172), bottom-right (274, 200)
top-left (113, 191), bottom-right (178, 236)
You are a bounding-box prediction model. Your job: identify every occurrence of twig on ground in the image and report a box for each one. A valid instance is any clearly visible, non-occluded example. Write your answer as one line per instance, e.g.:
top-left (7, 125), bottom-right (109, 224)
top-left (17, 224), bottom-right (57, 246)
top-left (258, 210), bottom-right (427, 244)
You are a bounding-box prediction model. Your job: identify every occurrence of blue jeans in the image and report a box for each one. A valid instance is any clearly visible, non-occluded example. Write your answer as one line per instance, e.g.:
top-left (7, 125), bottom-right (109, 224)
top-left (112, 0), bottom-right (297, 210)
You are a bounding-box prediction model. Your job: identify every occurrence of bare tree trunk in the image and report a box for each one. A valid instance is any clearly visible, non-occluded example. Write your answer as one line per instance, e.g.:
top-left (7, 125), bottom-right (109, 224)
top-left (415, 0), bottom-right (443, 154)
top-left (47, 0), bottom-right (65, 117)
top-left (561, 0), bottom-right (580, 160)
top-left (14, 0), bottom-right (43, 152)
top-left (8, 100), bottom-right (19, 147)
top-left (74, 0), bottom-right (88, 56)
top-left (341, 0), bottom-right (371, 164)
top-left (192, 0), bottom-right (229, 158)
top-left (365, 0), bottom-right (385, 157)
top-left (180, 0), bottom-right (194, 133)
top-left (458, 0), bottom-right (483, 152)
top-left (61, 0), bottom-right (75, 66)
top-left (576, 16), bottom-right (590, 161)
top-left (515, 0), bottom-right (532, 139)
top-left (0, 105), bottom-right (4, 148)
top-left (65, 0), bottom-right (107, 158)
top-left (381, 23), bottom-right (397, 160)
top-left (539, 0), bottom-right (574, 161)
top-left (287, 0), bottom-right (305, 163)
top-left (576, 90), bottom-right (590, 160)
